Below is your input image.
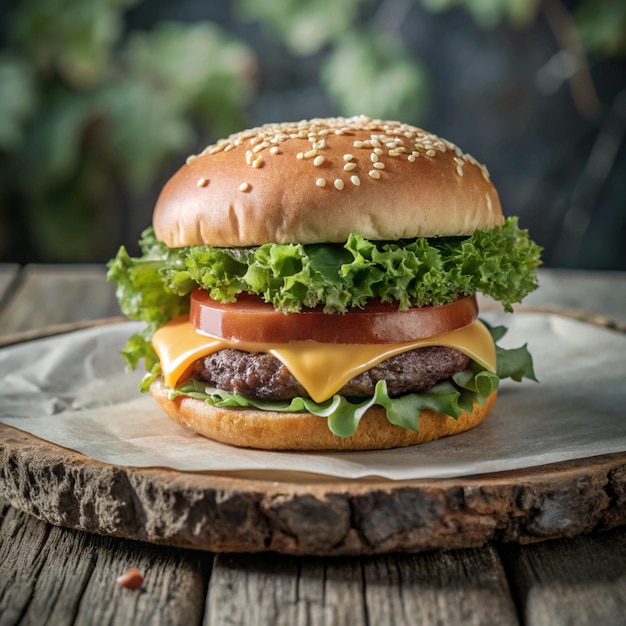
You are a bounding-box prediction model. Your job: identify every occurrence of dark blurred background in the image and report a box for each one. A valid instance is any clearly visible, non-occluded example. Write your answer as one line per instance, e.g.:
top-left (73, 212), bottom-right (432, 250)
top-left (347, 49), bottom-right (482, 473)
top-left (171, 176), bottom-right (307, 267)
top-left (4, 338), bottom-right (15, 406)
top-left (0, 0), bottom-right (624, 269)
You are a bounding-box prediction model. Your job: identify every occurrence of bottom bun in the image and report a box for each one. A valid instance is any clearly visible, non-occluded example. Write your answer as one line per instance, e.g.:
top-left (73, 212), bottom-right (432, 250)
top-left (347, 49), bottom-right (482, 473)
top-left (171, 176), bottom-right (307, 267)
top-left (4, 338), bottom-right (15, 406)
top-left (150, 379), bottom-right (497, 451)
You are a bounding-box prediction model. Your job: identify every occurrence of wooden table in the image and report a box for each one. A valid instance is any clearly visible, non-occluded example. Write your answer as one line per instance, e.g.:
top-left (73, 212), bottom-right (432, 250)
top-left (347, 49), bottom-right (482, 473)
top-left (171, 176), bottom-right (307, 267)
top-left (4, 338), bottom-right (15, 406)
top-left (1, 264), bottom-right (625, 625)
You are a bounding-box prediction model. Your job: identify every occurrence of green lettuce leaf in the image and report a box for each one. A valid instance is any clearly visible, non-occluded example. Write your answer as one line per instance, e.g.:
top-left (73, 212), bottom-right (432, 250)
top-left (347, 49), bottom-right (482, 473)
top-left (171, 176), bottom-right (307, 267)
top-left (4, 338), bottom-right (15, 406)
top-left (178, 216), bottom-right (540, 313)
top-left (106, 228), bottom-right (193, 369)
top-left (480, 320), bottom-right (538, 382)
top-left (163, 323), bottom-right (534, 438)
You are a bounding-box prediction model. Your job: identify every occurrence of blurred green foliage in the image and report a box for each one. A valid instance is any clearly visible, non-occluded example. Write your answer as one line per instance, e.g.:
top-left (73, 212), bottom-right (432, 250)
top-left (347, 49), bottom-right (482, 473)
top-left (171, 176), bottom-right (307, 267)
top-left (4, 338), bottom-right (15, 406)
top-left (0, 0), bottom-right (623, 262)
top-left (420, 0), bottom-right (541, 27)
top-left (236, 0), bottom-right (430, 121)
top-left (575, 0), bottom-right (626, 57)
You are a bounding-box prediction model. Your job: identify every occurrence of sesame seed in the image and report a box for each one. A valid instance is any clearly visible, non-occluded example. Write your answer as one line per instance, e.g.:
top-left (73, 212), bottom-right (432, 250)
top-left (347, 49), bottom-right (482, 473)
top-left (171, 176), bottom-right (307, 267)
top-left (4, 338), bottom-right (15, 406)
top-left (368, 170), bottom-right (381, 179)
top-left (456, 165), bottom-right (464, 176)
top-left (239, 182), bottom-right (250, 192)
top-left (186, 155), bottom-right (197, 165)
top-left (373, 161), bottom-right (385, 169)
top-left (351, 175), bottom-right (360, 186)
top-left (197, 177), bottom-right (209, 187)
top-left (199, 120), bottom-right (476, 190)
top-left (313, 155), bottom-right (325, 166)
top-left (296, 152), bottom-right (304, 160)
top-left (316, 178), bottom-right (326, 187)
top-left (343, 162), bottom-right (357, 171)
top-left (334, 179), bottom-right (344, 190)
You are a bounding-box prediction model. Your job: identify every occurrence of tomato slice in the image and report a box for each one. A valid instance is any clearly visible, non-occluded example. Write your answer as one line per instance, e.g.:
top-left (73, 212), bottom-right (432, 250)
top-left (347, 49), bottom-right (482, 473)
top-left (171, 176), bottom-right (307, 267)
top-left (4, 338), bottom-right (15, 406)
top-left (189, 290), bottom-right (478, 344)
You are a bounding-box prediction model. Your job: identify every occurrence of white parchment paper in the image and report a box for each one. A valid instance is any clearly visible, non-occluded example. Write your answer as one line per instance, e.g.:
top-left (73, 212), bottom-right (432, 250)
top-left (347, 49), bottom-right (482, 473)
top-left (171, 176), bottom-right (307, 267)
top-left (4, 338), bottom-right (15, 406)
top-left (1, 312), bottom-right (625, 479)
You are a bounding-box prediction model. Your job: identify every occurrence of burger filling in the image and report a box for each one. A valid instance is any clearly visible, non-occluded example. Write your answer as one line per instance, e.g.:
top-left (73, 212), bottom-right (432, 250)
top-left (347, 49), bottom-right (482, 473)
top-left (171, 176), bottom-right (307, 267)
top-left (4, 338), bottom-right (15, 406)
top-left (108, 217), bottom-right (541, 437)
top-left (190, 346), bottom-right (471, 402)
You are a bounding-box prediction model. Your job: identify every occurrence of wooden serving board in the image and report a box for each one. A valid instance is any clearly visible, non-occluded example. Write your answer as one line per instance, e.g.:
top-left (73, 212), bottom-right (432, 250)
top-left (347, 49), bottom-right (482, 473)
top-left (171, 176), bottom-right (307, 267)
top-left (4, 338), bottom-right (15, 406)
top-left (1, 311), bottom-right (625, 556)
top-left (1, 422), bottom-right (625, 556)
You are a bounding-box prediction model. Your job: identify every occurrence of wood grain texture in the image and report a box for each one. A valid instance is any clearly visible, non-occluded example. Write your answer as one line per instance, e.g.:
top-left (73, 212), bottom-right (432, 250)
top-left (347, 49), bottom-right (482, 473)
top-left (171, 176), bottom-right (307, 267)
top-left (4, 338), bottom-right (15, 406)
top-left (362, 547), bottom-right (518, 625)
top-left (500, 528), bottom-right (626, 626)
top-left (0, 264), bottom-right (120, 335)
top-left (0, 265), bottom-right (19, 301)
top-left (1, 423), bottom-right (625, 556)
top-left (207, 547), bottom-right (518, 626)
top-left (207, 554), bottom-right (366, 626)
top-left (0, 498), bottom-right (209, 626)
top-left (524, 269), bottom-right (626, 325)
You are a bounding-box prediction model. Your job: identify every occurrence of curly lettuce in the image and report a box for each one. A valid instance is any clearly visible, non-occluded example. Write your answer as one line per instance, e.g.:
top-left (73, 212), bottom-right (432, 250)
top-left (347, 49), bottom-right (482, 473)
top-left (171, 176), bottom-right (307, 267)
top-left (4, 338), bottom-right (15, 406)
top-left (107, 217), bottom-right (541, 371)
top-left (164, 323), bottom-right (536, 438)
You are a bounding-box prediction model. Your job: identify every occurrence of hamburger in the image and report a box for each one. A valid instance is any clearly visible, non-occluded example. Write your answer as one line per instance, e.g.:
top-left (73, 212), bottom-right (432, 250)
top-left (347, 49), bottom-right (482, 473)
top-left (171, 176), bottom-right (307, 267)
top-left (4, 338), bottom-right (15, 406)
top-left (108, 115), bottom-right (541, 451)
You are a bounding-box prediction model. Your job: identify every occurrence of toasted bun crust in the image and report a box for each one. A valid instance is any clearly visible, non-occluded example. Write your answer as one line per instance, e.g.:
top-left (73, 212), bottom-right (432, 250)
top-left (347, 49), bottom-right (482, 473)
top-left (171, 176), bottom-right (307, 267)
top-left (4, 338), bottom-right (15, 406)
top-left (150, 379), bottom-right (497, 451)
top-left (153, 116), bottom-right (503, 248)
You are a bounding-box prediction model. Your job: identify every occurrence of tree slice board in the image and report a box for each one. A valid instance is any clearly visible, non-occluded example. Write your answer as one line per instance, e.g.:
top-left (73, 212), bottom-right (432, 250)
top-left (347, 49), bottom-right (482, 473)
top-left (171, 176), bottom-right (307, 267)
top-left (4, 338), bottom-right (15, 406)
top-left (1, 422), bottom-right (625, 555)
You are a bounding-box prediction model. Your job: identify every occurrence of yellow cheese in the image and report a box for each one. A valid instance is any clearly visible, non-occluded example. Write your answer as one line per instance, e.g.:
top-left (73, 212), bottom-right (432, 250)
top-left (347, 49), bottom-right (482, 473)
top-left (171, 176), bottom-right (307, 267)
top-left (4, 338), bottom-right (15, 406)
top-left (153, 317), bottom-right (496, 403)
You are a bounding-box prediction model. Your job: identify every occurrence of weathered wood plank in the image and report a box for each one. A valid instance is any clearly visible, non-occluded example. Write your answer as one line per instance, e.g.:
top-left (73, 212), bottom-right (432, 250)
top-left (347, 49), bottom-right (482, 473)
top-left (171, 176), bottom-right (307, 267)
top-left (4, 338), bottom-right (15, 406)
top-left (206, 548), bottom-right (518, 626)
top-left (525, 269), bottom-right (626, 324)
top-left (362, 548), bottom-right (518, 626)
top-left (0, 265), bottom-right (19, 301)
top-left (0, 497), bottom-right (209, 626)
top-left (206, 554), bottom-right (367, 626)
top-left (74, 536), bottom-right (208, 626)
top-left (0, 264), bottom-right (119, 335)
top-left (499, 528), bottom-right (626, 626)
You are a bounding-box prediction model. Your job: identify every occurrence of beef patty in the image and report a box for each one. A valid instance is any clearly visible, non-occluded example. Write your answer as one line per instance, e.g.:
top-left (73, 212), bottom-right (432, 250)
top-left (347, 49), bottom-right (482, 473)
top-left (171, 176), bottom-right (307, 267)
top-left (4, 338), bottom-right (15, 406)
top-left (190, 347), bottom-right (470, 402)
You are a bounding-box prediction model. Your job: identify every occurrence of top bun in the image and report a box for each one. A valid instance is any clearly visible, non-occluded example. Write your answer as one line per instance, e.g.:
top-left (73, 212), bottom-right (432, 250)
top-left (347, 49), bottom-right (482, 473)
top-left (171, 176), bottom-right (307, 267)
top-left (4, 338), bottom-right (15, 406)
top-left (153, 116), bottom-right (503, 248)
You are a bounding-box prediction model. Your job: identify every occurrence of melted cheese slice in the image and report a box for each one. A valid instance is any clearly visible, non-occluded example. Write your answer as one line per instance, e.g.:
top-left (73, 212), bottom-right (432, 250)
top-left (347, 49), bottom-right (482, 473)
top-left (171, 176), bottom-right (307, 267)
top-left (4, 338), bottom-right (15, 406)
top-left (153, 317), bottom-right (496, 403)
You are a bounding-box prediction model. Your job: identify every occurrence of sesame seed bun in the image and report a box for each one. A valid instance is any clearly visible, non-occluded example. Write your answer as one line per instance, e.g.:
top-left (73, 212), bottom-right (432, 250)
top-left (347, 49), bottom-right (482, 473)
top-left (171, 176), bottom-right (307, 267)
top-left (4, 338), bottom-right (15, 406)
top-left (153, 116), bottom-right (503, 248)
top-left (150, 379), bottom-right (497, 451)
